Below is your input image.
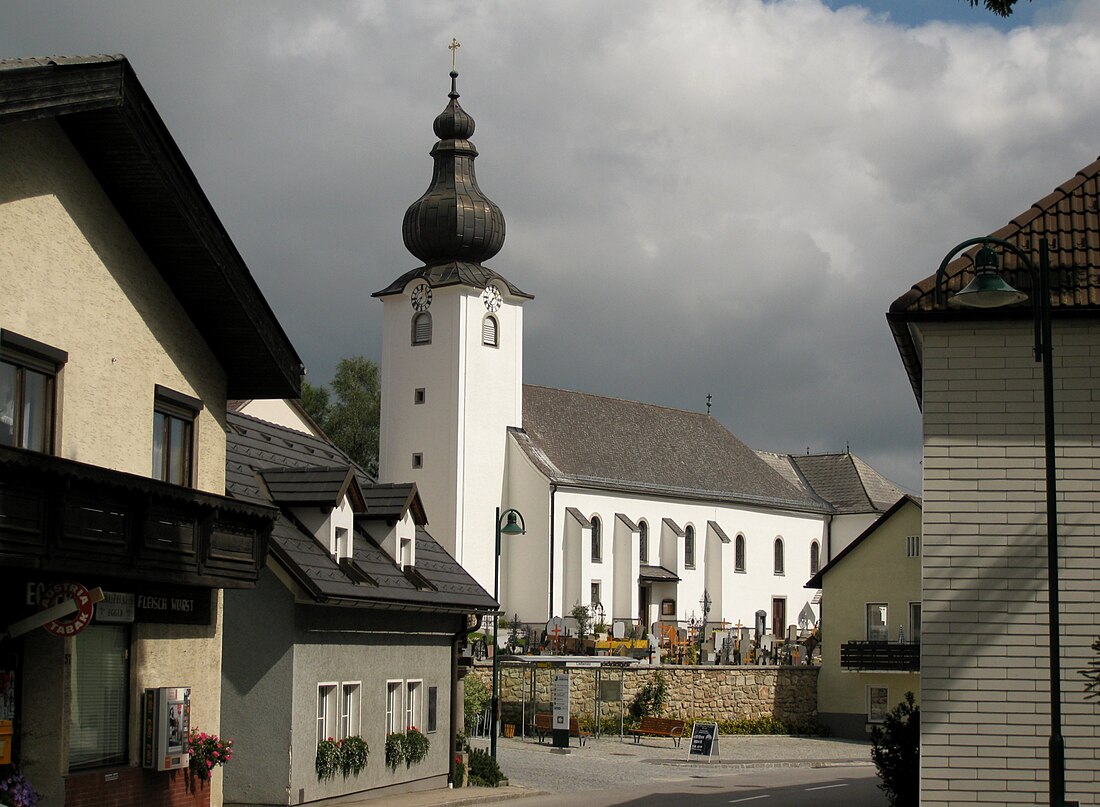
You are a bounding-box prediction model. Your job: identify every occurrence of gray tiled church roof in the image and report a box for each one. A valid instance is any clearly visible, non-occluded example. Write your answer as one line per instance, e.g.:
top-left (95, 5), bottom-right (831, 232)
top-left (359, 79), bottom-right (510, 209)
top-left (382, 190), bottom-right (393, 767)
top-left (514, 385), bottom-right (826, 512)
top-left (755, 450), bottom-right (905, 514)
top-left (226, 411), bottom-right (494, 612)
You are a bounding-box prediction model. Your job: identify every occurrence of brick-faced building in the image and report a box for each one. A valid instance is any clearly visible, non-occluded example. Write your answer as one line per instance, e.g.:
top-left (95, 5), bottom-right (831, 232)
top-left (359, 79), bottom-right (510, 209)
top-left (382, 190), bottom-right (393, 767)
top-left (888, 157), bottom-right (1100, 804)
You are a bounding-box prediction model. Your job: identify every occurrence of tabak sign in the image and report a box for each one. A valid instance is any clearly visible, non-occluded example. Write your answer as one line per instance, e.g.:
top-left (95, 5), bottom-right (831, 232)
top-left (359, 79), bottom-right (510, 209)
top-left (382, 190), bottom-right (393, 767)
top-left (38, 583), bottom-right (98, 637)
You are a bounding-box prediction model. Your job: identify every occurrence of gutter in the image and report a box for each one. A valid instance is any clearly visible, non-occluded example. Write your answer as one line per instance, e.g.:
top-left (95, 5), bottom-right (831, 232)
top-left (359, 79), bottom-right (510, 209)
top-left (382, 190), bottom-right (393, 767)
top-left (548, 483), bottom-right (557, 620)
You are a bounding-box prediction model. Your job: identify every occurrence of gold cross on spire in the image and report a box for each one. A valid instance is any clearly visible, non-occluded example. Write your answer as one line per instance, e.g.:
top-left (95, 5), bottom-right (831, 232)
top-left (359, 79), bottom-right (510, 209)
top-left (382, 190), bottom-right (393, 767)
top-left (449, 37), bottom-right (461, 71)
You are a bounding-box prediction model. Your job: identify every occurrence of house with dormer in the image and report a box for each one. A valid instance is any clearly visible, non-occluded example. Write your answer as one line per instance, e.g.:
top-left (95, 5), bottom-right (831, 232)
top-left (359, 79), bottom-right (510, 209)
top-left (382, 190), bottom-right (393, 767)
top-left (0, 55), bottom-right (301, 807)
top-left (219, 404), bottom-right (494, 806)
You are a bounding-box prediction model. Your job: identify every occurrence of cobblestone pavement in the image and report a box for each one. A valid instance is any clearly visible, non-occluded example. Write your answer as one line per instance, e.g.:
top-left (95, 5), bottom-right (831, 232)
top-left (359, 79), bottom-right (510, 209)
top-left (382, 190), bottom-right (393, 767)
top-left (341, 734), bottom-right (874, 807)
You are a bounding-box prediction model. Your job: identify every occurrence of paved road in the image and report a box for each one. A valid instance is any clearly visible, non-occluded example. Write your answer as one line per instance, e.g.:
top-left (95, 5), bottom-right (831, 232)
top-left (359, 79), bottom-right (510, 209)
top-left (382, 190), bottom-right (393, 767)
top-left (517, 765), bottom-right (885, 806)
top-left (344, 734), bottom-right (884, 807)
top-left (487, 734), bottom-right (883, 806)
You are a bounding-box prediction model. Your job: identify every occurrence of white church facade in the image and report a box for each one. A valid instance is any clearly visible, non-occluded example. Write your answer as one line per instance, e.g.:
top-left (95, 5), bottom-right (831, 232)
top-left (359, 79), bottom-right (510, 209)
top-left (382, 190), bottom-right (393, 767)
top-left (374, 68), bottom-right (905, 636)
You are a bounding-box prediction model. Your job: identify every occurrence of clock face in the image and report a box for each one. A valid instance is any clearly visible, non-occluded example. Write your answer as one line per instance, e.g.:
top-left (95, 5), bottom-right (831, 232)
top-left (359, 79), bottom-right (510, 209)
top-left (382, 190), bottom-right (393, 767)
top-left (481, 283), bottom-right (503, 313)
top-left (411, 282), bottom-right (432, 312)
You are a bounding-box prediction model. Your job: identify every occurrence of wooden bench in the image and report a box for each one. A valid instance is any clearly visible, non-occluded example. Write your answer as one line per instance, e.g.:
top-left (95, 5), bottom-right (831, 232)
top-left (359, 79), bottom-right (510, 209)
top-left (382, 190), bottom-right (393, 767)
top-left (532, 712), bottom-right (590, 746)
top-left (628, 716), bottom-right (686, 747)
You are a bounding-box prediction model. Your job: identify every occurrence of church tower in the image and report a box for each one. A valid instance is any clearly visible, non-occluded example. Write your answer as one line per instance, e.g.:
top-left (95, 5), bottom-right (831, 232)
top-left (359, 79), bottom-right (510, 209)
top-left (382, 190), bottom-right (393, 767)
top-left (373, 67), bottom-right (531, 592)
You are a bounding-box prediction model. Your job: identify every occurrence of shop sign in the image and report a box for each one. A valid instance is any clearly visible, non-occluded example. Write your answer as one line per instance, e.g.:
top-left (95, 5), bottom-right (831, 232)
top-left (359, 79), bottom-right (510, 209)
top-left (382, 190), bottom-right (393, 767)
top-left (134, 587), bottom-right (209, 625)
top-left (96, 591), bottom-right (136, 624)
top-left (41, 582), bottom-right (96, 637)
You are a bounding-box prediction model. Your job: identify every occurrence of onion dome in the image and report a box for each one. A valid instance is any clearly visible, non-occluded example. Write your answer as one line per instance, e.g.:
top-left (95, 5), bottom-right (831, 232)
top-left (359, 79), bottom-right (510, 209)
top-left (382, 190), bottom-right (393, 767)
top-left (402, 70), bottom-right (506, 265)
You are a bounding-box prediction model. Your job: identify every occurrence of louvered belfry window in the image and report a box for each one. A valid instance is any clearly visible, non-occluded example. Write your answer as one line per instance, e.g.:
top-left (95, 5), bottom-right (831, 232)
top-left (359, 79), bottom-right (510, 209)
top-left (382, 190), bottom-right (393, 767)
top-left (482, 315), bottom-right (498, 346)
top-left (412, 313), bottom-right (432, 345)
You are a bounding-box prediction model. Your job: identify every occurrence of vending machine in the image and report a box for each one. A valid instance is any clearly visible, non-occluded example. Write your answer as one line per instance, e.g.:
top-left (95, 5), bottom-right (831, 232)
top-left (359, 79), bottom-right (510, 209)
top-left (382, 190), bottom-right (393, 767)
top-left (142, 687), bottom-right (190, 771)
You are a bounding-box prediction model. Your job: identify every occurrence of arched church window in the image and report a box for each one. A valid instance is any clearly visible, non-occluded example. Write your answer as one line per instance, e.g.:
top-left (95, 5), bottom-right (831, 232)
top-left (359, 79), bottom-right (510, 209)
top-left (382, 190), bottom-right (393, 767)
top-left (735, 534), bottom-right (746, 572)
top-left (482, 315), bottom-right (498, 346)
top-left (411, 312), bottom-right (432, 345)
top-left (639, 520), bottom-right (648, 564)
top-left (591, 515), bottom-right (602, 562)
top-left (810, 541), bottom-right (820, 575)
top-left (684, 525), bottom-right (696, 568)
top-left (774, 537), bottom-right (785, 575)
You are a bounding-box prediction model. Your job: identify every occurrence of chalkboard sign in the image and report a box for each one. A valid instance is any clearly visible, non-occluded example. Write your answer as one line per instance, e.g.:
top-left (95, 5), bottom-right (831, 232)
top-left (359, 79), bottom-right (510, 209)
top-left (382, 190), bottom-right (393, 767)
top-left (688, 721), bottom-right (719, 760)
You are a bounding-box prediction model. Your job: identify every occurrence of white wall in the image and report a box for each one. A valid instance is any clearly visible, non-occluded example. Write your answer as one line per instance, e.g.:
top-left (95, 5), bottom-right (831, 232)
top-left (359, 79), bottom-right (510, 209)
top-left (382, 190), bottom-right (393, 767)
top-left (917, 319), bottom-right (1100, 804)
top-left (378, 282), bottom-right (524, 594)
top-left (536, 487), bottom-right (824, 630)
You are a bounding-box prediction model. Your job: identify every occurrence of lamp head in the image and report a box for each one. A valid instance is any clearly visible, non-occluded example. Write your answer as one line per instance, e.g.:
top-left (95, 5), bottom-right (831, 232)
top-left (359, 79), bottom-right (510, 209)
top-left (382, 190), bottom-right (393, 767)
top-left (500, 510), bottom-right (525, 535)
top-left (949, 242), bottom-right (1028, 309)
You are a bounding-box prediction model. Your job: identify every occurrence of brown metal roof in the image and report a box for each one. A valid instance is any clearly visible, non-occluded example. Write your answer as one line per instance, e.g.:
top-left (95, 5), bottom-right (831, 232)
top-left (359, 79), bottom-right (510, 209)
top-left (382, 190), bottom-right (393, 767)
top-left (888, 155), bottom-right (1100, 407)
top-left (0, 55), bottom-right (302, 399)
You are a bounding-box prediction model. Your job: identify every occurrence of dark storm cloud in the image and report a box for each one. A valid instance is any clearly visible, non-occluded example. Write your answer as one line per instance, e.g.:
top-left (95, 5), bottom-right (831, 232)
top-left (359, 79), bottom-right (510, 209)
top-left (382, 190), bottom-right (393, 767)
top-left (4, 0), bottom-right (1100, 492)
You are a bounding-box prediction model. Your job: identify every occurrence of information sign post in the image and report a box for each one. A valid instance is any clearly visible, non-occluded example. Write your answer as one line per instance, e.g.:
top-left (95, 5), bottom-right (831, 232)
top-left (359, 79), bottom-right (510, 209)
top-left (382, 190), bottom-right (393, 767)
top-left (688, 721), bottom-right (719, 762)
top-left (551, 673), bottom-right (570, 749)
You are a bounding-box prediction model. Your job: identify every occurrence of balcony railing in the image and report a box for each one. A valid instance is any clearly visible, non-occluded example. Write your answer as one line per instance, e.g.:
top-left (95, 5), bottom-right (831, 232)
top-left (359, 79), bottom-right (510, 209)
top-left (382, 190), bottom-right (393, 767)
top-left (841, 641), bottom-right (920, 672)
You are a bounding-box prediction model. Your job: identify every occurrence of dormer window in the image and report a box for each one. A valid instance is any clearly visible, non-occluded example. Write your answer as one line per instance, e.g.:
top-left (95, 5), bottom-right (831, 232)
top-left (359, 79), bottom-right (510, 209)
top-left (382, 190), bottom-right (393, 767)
top-left (400, 536), bottom-right (412, 568)
top-left (336, 526), bottom-right (351, 560)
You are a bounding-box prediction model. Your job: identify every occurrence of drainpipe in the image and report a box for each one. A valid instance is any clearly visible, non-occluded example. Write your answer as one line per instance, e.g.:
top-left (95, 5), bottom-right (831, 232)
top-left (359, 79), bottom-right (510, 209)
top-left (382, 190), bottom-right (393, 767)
top-left (450, 617), bottom-right (472, 786)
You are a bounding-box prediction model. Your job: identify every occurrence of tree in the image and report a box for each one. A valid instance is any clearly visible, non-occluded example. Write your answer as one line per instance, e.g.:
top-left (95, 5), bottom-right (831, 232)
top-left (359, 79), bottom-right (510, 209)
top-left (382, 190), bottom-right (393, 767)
top-left (300, 356), bottom-right (380, 476)
top-left (965, 0), bottom-right (1029, 16)
top-left (870, 692), bottom-right (920, 807)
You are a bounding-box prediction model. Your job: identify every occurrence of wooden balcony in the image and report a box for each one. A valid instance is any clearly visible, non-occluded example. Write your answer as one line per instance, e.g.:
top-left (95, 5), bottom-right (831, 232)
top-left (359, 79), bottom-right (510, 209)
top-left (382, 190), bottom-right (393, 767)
top-left (0, 444), bottom-right (275, 588)
top-left (841, 641), bottom-right (920, 672)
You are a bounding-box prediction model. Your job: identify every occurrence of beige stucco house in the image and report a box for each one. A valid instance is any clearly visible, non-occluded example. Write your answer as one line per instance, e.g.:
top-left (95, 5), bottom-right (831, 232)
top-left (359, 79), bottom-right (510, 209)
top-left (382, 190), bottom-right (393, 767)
top-left (888, 156), bottom-right (1100, 804)
top-left (0, 55), bottom-right (301, 807)
top-left (806, 495), bottom-right (920, 739)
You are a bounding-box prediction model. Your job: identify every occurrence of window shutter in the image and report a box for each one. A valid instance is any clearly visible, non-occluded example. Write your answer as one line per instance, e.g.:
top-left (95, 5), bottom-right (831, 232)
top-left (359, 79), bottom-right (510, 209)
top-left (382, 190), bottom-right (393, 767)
top-left (482, 316), bottom-right (498, 346)
top-left (412, 313), bottom-right (432, 345)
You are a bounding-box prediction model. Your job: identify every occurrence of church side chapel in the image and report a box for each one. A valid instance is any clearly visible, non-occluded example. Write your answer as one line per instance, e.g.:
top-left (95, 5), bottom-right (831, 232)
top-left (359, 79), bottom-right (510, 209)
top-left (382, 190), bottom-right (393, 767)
top-left (373, 53), bottom-right (906, 658)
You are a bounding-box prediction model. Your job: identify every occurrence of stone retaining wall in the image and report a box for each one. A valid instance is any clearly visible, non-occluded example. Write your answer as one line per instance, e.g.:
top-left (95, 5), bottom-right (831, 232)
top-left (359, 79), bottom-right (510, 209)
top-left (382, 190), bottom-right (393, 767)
top-left (469, 662), bottom-right (818, 727)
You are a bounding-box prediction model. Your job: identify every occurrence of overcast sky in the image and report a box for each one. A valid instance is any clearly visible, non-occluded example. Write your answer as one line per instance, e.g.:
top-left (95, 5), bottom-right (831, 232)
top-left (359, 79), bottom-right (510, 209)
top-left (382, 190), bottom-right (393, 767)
top-left (4, 0), bottom-right (1100, 492)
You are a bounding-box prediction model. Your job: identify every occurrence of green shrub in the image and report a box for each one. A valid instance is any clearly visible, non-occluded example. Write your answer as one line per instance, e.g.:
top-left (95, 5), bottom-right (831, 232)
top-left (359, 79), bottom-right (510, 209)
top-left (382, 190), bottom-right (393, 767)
top-left (870, 692), bottom-right (920, 807)
top-left (629, 673), bottom-right (668, 720)
top-left (464, 675), bottom-right (490, 733)
top-left (384, 733), bottom-right (404, 770)
top-left (467, 747), bottom-right (505, 787)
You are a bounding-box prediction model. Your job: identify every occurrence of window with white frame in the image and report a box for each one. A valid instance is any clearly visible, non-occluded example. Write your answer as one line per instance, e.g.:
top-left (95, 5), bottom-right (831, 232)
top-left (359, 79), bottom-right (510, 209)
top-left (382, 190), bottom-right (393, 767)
top-left (735, 534), bottom-right (746, 573)
top-left (341, 682), bottom-right (361, 738)
top-left (639, 520), bottom-right (648, 563)
top-left (810, 541), bottom-right (820, 575)
top-left (906, 535), bottom-right (921, 557)
top-left (591, 581), bottom-right (602, 608)
top-left (385, 680), bottom-right (402, 735)
top-left (317, 683), bottom-right (337, 743)
top-left (591, 515), bottom-right (602, 562)
top-left (405, 680), bottom-right (423, 732)
top-left (867, 603), bottom-right (889, 642)
top-left (773, 537), bottom-right (784, 575)
top-left (868, 686), bottom-right (889, 723)
top-left (684, 525), bottom-right (696, 568)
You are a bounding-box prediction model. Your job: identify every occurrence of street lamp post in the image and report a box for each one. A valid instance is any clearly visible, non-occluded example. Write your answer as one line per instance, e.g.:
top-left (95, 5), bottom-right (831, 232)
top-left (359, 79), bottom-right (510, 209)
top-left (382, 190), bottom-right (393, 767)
top-left (490, 506), bottom-right (525, 761)
top-left (935, 236), bottom-right (1065, 806)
